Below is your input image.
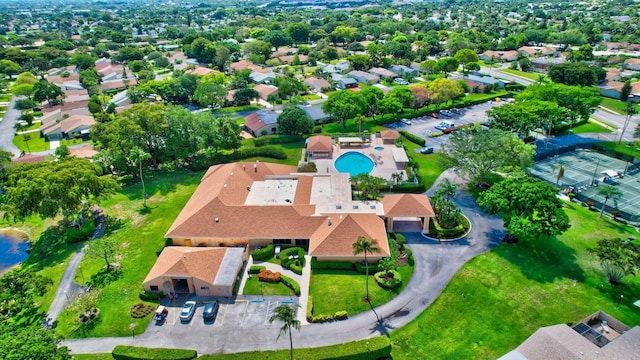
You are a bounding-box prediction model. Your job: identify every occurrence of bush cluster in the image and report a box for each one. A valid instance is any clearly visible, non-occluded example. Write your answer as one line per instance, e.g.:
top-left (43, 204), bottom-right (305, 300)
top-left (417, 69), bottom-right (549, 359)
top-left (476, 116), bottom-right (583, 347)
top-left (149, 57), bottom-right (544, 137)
top-left (257, 269), bottom-right (281, 283)
top-left (138, 291), bottom-right (163, 301)
top-left (64, 221), bottom-right (96, 243)
top-left (380, 183), bottom-right (426, 193)
top-left (253, 134), bottom-right (303, 147)
top-left (306, 296), bottom-right (348, 323)
top-left (355, 261), bottom-right (381, 274)
top-left (251, 244), bottom-right (275, 261)
top-left (129, 303), bottom-right (154, 319)
top-left (279, 274), bottom-right (301, 296)
top-left (399, 130), bottom-right (426, 146)
top-left (189, 146), bottom-right (288, 171)
top-left (112, 345), bottom-right (197, 360)
top-left (249, 265), bottom-right (266, 274)
top-left (429, 215), bottom-right (471, 238)
top-left (374, 270), bottom-right (402, 289)
top-left (280, 247), bottom-right (305, 275)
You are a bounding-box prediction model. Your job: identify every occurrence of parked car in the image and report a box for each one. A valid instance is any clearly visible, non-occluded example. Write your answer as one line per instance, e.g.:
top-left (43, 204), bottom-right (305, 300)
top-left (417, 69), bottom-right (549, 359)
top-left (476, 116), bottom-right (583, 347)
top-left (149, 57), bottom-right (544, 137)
top-left (429, 112), bottom-right (439, 118)
top-left (481, 121), bottom-right (492, 128)
top-left (451, 108), bottom-right (462, 114)
top-left (400, 118), bottom-right (412, 125)
top-left (153, 305), bottom-right (168, 324)
top-left (180, 301), bottom-right (197, 322)
top-left (394, 78), bottom-right (409, 85)
top-left (203, 300), bottom-right (219, 321)
top-left (419, 146), bottom-right (434, 154)
top-left (439, 110), bottom-right (453, 117)
top-left (434, 121), bottom-right (455, 131)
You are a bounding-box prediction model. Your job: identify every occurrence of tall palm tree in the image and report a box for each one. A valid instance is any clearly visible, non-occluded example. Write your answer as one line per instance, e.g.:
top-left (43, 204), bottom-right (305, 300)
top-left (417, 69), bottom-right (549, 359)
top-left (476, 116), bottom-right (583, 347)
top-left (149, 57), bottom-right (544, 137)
top-left (552, 163), bottom-right (565, 186)
top-left (129, 146), bottom-right (152, 207)
top-left (352, 236), bottom-right (381, 302)
top-left (269, 304), bottom-right (301, 360)
top-left (619, 102), bottom-right (638, 144)
top-left (596, 185), bottom-right (623, 219)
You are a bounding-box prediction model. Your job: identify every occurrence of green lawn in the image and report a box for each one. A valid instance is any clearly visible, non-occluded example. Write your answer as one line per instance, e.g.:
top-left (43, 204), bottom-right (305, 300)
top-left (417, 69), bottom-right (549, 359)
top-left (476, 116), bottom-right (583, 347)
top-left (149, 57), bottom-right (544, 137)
top-left (593, 141), bottom-right (640, 159)
top-left (309, 264), bottom-right (413, 317)
top-left (500, 69), bottom-right (547, 82)
top-left (600, 97), bottom-right (628, 114)
top-left (54, 169), bottom-right (204, 338)
top-left (240, 140), bottom-right (304, 166)
top-left (568, 120), bottom-right (613, 134)
top-left (390, 203), bottom-right (640, 359)
top-left (243, 276), bottom-right (294, 296)
top-left (13, 133), bottom-right (49, 152)
top-left (403, 141), bottom-right (448, 190)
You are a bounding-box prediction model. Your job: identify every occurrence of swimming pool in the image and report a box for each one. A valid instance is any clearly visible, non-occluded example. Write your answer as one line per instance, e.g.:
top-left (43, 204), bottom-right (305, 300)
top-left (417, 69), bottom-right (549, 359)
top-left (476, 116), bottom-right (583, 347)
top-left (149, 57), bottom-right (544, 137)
top-left (374, 146), bottom-right (384, 151)
top-left (334, 152), bottom-right (374, 177)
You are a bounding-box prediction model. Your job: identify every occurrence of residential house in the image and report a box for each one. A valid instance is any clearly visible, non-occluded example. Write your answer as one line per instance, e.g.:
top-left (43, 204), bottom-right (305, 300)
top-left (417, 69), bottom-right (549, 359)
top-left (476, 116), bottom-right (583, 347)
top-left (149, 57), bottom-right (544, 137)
top-left (306, 135), bottom-right (333, 158)
top-left (143, 247), bottom-right (244, 297)
top-left (517, 46), bottom-right (539, 58)
top-left (278, 55), bottom-right (308, 65)
top-left (185, 66), bottom-right (218, 76)
top-left (228, 60), bottom-right (261, 73)
top-left (298, 104), bottom-right (331, 124)
top-left (39, 114), bottom-right (95, 141)
top-left (109, 90), bottom-right (131, 108)
top-left (624, 58), bottom-right (640, 71)
top-left (598, 81), bottom-right (640, 100)
top-left (163, 161), bottom-right (435, 272)
top-left (322, 60), bottom-right (350, 74)
top-left (464, 74), bottom-right (507, 89)
top-left (100, 78), bottom-right (138, 91)
top-left (389, 65), bottom-right (418, 78)
top-left (531, 56), bottom-right (566, 73)
top-left (70, 144), bottom-right (99, 160)
top-left (479, 50), bottom-right (519, 62)
top-left (369, 67), bottom-right (398, 80)
top-left (380, 129), bottom-right (400, 144)
top-left (499, 311), bottom-right (640, 360)
top-left (304, 77), bottom-right (332, 93)
top-left (13, 154), bottom-right (46, 164)
top-left (605, 68), bottom-right (622, 82)
top-left (540, 46), bottom-right (559, 57)
top-left (253, 84), bottom-right (278, 100)
top-left (250, 71), bottom-right (277, 84)
top-left (348, 70), bottom-right (380, 84)
top-left (333, 74), bottom-right (358, 90)
top-left (243, 110), bottom-right (279, 136)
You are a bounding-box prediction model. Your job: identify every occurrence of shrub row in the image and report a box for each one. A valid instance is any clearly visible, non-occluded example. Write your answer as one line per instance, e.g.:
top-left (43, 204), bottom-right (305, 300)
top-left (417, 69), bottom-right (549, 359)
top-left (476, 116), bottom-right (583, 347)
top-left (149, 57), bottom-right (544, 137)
top-left (549, 118), bottom-right (589, 135)
top-left (429, 216), bottom-right (470, 238)
top-left (279, 274), bottom-right (301, 296)
top-left (311, 258), bottom-right (354, 270)
top-left (249, 265), bottom-right (266, 274)
top-left (399, 130), bottom-right (426, 146)
top-left (112, 345), bottom-right (197, 360)
top-left (258, 269), bottom-right (281, 283)
top-left (280, 247), bottom-right (305, 275)
top-left (253, 134), bottom-right (303, 147)
top-left (138, 291), bottom-right (163, 301)
top-left (306, 296), bottom-right (348, 323)
top-left (355, 261), bottom-right (381, 274)
top-left (198, 336), bottom-right (391, 360)
top-left (189, 146), bottom-right (288, 171)
top-left (405, 247), bottom-right (415, 266)
top-left (380, 182), bottom-right (426, 193)
top-left (374, 270), bottom-right (402, 290)
top-left (251, 244), bottom-right (275, 261)
top-left (64, 221), bottom-right (96, 243)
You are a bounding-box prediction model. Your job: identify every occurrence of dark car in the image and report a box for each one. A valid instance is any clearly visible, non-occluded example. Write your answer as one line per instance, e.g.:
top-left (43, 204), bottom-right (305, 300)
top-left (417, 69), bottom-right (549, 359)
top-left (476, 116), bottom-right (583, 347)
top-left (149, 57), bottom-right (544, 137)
top-left (203, 300), bottom-right (219, 321)
top-left (419, 146), bottom-right (434, 154)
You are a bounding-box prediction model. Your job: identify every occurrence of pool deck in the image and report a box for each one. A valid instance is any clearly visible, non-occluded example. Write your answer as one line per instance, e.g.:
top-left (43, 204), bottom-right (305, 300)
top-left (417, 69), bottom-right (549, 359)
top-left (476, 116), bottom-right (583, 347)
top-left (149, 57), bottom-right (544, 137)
top-left (305, 135), bottom-right (407, 181)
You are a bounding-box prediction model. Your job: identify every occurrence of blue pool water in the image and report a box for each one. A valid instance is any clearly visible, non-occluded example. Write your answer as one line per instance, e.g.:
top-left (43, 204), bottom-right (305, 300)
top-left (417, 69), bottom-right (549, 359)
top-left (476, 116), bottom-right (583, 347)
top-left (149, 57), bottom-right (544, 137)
top-left (334, 152), bottom-right (375, 177)
top-left (0, 233), bottom-right (29, 274)
top-left (374, 146), bottom-right (384, 151)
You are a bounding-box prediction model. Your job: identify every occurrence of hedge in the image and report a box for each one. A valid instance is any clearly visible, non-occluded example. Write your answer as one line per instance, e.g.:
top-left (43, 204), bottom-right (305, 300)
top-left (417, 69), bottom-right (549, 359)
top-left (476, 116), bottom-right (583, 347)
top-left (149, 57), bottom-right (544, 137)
top-left (138, 291), bottom-right (163, 301)
top-left (251, 244), bottom-right (275, 261)
top-left (112, 345), bottom-right (197, 360)
top-left (399, 130), bottom-right (425, 146)
top-left (429, 215), bottom-right (471, 238)
top-left (249, 265), bottom-right (266, 274)
top-left (253, 134), bottom-right (303, 147)
top-left (374, 270), bottom-right (402, 289)
top-left (198, 336), bottom-right (392, 360)
top-left (280, 274), bottom-right (301, 296)
top-left (311, 258), bottom-right (354, 270)
top-left (280, 247), bottom-right (305, 275)
top-left (189, 146), bottom-right (288, 171)
top-left (306, 295), bottom-right (348, 323)
top-left (355, 261), bottom-right (381, 274)
top-left (380, 182), bottom-right (426, 193)
top-left (64, 221), bottom-right (96, 243)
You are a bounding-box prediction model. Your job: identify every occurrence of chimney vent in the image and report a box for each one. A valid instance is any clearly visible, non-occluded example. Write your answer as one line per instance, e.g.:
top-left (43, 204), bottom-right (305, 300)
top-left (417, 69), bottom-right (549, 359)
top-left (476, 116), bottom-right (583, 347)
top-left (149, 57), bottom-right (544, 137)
top-left (215, 217), bottom-right (219, 223)
top-left (327, 217), bottom-right (332, 226)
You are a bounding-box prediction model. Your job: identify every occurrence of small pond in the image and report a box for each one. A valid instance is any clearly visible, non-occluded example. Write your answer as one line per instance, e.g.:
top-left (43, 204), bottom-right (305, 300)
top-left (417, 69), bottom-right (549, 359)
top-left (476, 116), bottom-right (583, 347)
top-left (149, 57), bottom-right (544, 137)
top-left (0, 229), bottom-right (30, 274)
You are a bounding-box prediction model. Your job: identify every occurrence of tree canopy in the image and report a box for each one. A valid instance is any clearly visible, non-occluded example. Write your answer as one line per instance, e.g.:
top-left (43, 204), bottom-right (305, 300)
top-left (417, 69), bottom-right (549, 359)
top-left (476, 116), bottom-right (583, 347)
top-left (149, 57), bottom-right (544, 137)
top-left (322, 90), bottom-right (366, 129)
top-left (516, 84), bottom-right (601, 121)
top-left (277, 106), bottom-right (313, 135)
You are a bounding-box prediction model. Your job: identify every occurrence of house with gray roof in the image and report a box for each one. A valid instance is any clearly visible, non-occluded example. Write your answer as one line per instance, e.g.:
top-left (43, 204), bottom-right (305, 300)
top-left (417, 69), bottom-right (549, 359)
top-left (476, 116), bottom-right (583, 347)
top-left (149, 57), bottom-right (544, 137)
top-left (323, 60), bottom-right (350, 74)
top-left (389, 65), bottom-right (418, 77)
top-left (250, 71), bottom-right (277, 84)
top-left (464, 74), bottom-right (507, 89)
top-left (332, 74), bottom-right (358, 90)
top-left (297, 104), bottom-right (331, 124)
top-left (369, 67), bottom-right (398, 80)
top-left (348, 70), bottom-right (380, 84)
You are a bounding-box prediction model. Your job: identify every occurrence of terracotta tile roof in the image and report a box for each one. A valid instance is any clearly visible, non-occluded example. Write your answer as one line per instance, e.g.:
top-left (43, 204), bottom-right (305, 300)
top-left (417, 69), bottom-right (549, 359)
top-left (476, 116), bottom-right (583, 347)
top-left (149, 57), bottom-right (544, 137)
top-left (186, 66), bottom-right (219, 76)
top-left (229, 60), bottom-right (261, 72)
top-left (244, 110), bottom-right (278, 133)
top-left (13, 154), bottom-right (46, 164)
top-left (143, 247), bottom-right (227, 284)
top-left (626, 58), bottom-right (640, 65)
top-left (381, 194), bottom-right (435, 217)
top-left (70, 145), bottom-right (98, 159)
top-left (306, 135), bottom-right (333, 152)
top-left (100, 78), bottom-right (138, 91)
top-left (253, 84), bottom-right (278, 99)
top-left (278, 55), bottom-right (308, 64)
top-left (309, 214), bottom-right (390, 257)
top-left (380, 129), bottom-right (400, 140)
top-left (40, 114), bottom-right (95, 135)
top-left (304, 77), bottom-right (331, 90)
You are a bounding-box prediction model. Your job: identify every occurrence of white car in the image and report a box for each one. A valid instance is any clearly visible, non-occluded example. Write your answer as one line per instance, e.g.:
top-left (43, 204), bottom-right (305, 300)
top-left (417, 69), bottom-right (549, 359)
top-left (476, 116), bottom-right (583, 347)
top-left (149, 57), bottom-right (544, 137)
top-left (394, 78), bottom-right (409, 85)
top-left (179, 301), bottom-right (197, 322)
top-left (439, 110), bottom-right (453, 117)
top-left (400, 118), bottom-right (412, 125)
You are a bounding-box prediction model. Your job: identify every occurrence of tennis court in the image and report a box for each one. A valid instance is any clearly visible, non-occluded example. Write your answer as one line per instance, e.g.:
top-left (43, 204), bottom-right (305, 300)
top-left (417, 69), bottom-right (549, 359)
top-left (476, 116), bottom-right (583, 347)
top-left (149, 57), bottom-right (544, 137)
top-left (530, 149), bottom-right (640, 221)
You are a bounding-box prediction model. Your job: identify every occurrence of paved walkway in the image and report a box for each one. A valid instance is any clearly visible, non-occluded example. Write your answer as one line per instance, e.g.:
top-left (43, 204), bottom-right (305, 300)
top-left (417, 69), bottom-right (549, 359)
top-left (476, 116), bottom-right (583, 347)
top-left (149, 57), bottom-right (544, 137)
top-left (62, 170), bottom-right (505, 355)
top-left (0, 95), bottom-right (24, 157)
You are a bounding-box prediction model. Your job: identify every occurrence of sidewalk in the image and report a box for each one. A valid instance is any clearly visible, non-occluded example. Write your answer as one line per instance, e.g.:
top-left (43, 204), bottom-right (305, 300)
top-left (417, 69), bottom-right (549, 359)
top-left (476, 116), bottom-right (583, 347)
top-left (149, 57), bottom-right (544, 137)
top-left (239, 254), bottom-right (311, 325)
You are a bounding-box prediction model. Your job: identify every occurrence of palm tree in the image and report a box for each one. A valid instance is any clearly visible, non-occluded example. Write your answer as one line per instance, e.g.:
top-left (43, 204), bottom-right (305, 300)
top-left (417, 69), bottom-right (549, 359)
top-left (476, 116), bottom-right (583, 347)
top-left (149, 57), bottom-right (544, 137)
top-left (352, 236), bottom-right (381, 302)
top-left (537, 74), bottom-right (546, 85)
top-left (269, 304), bottom-right (301, 360)
top-left (596, 185), bottom-right (623, 219)
top-left (552, 163), bottom-right (565, 186)
top-left (618, 102), bottom-right (638, 144)
top-left (129, 146), bottom-right (152, 207)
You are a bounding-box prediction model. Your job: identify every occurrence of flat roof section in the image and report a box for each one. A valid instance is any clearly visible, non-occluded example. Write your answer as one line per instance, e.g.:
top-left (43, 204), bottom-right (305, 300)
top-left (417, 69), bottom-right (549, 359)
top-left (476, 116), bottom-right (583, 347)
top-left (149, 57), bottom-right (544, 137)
top-left (213, 248), bottom-right (245, 287)
top-left (244, 178), bottom-right (298, 205)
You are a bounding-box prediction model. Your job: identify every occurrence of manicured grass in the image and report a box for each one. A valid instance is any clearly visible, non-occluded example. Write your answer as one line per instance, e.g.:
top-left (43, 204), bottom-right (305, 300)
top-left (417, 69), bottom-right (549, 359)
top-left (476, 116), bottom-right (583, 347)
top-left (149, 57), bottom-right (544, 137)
top-left (390, 203), bottom-right (640, 359)
top-left (242, 276), bottom-right (294, 296)
top-left (54, 169), bottom-right (204, 338)
top-left (600, 97), bottom-right (627, 114)
top-left (13, 133), bottom-right (49, 152)
top-left (216, 104), bottom-right (262, 114)
top-left (500, 69), bottom-right (548, 82)
top-left (569, 120), bottom-right (613, 134)
top-left (60, 137), bottom-right (93, 147)
top-left (309, 264), bottom-right (413, 317)
top-left (461, 90), bottom-right (510, 102)
top-left (240, 140), bottom-right (305, 166)
top-left (72, 354), bottom-right (114, 360)
top-left (595, 141), bottom-right (640, 159)
top-left (403, 140), bottom-right (448, 190)
top-left (303, 94), bottom-right (322, 101)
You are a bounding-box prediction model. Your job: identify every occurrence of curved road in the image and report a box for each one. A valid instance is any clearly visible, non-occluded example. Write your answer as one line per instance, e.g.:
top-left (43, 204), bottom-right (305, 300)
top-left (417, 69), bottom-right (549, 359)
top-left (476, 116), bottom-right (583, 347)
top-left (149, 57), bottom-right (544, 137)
top-left (0, 95), bottom-right (24, 157)
top-left (62, 170), bottom-right (505, 355)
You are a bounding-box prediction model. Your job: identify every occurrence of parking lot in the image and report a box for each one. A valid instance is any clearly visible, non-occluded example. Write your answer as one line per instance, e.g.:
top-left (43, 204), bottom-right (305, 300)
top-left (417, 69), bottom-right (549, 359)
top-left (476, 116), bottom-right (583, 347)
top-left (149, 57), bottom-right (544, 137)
top-left (147, 297), bottom-right (298, 335)
top-left (385, 101), bottom-right (504, 152)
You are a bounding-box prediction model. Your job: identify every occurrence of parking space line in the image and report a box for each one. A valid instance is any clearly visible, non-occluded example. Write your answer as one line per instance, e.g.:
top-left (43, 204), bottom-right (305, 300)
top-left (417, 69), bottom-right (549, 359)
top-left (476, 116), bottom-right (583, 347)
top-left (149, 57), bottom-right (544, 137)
top-left (240, 300), bottom-right (251, 326)
top-left (214, 303), bottom-right (228, 327)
